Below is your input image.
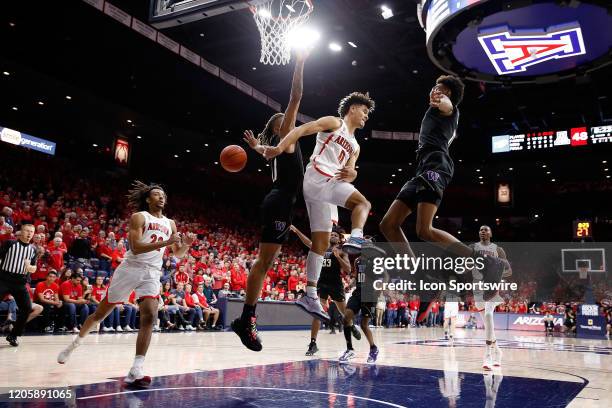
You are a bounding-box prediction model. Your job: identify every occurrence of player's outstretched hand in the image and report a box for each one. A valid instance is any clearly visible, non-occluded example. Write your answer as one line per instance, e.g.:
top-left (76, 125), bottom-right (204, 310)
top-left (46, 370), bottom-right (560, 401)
top-left (168, 233), bottom-right (181, 245)
top-left (243, 130), bottom-right (259, 149)
top-left (263, 146), bottom-right (281, 160)
top-left (430, 93), bottom-right (453, 114)
top-left (182, 232), bottom-right (196, 246)
top-left (335, 166), bottom-right (357, 182)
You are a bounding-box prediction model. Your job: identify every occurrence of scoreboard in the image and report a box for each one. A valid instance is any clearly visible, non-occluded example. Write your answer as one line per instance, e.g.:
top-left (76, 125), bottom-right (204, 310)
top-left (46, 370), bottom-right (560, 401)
top-left (573, 220), bottom-right (592, 240)
top-left (492, 124), bottom-right (612, 154)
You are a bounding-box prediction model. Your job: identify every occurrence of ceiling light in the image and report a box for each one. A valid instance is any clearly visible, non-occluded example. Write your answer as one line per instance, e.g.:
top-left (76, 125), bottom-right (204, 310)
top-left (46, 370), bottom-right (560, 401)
top-left (542, 164), bottom-right (547, 168)
top-left (92, 144), bottom-right (98, 147)
top-left (214, 161), bottom-right (219, 165)
top-left (476, 169), bottom-right (480, 172)
top-left (391, 174), bottom-right (396, 177)
top-left (398, 168), bottom-right (402, 172)
top-left (479, 181), bottom-right (484, 185)
top-left (546, 171), bottom-right (551, 174)
top-left (199, 33), bottom-right (204, 37)
top-left (478, 176), bottom-right (483, 179)
top-left (551, 179), bottom-right (556, 182)
top-left (258, 169), bottom-right (262, 172)
top-left (252, 67), bottom-right (257, 70)
top-left (186, 149), bottom-right (191, 153)
top-left (605, 168), bottom-right (609, 171)
top-left (288, 27), bottom-right (321, 50)
top-left (535, 214), bottom-right (539, 218)
top-left (2, 71), bottom-right (10, 76)
top-left (65, 95), bottom-right (72, 100)
top-left (509, 167), bottom-right (513, 171)
top-left (364, 137), bottom-right (369, 140)
top-left (174, 154), bottom-right (179, 158)
top-left (225, 130), bottom-right (229, 133)
top-left (602, 160), bottom-right (607, 164)
top-left (329, 42), bottom-right (342, 52)
top-left (204, 143), bottom-right (209, 147)
top-left (136, 136), bottom-right (142, 139)
top-left (348, 41), bottom-right (357, 48)
top-left (127, 119), bottom-right (132, 123)
top-left (37, 101), bottom-right (44, 106)
top-left (607, 175), bottom-right (610, 179)
top-left (11, 107), bottom-right (17, 111)
top-left (9, 22), bottom-right (15, 27)
top-left (389, 181), bottom-right (393, 184)
top-left (474, 218), bottom-right (479, 222)
top-left (258, 9), bottom-right (272, 19)
top-left (381, 5), bottom-right (393, 19)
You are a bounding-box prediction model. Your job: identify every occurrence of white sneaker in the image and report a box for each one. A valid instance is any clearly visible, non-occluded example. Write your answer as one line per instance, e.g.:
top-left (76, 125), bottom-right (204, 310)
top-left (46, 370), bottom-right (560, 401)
top-left (185, 325), bottom-right (195, 331)
top-left (492, 345), bottom-right (502, 367)
top-left (57, 338), bottom-right (80, 364)
top-left (483, 346), bottom-right (494, 371)
top-left (70, 327), bottom-right (79, 334)
top-left (153, 325), bottom-right (160, 332)
top-left (102, 327), bottom-right (112, 332)
top-left (339, 349), bottom-right (356, 364)
top-left (178, 326), bottom-right (185, 331)
top-left (115, 326), bottom-right (124, 332)
top-left (296, 296), bottom-right (330, 322)
top-left (125, 326), bottom-right (134, 332)
top-left (124, 365), bottom-right (151, 387)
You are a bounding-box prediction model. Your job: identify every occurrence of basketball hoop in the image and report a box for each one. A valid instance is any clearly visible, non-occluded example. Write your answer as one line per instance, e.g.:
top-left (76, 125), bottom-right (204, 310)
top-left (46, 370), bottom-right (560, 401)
top-left (578, 266), bottom-right (588, 280)
top-left (250, 0), bottom-right (314, 65)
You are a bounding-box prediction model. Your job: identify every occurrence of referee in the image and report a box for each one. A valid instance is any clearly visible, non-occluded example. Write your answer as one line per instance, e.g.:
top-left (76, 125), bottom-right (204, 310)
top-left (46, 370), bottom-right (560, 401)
top-left (0, 224), bottom-right (40, 346)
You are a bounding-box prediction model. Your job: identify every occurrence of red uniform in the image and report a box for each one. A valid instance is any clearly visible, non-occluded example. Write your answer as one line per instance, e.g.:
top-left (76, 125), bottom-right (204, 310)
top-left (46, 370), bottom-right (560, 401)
top-left (91, 285), bottom-right (108, 303)
top-left (60, 281), bottom-right (83, 300)
top-left (287, 276), bottom-right (299, 292)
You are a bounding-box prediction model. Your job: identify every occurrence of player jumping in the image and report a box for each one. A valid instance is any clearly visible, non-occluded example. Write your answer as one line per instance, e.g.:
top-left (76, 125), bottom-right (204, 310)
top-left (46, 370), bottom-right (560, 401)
top-left (57, 181), bottom-right (195, 388)
top-left (264, 92), bottom-right (384, 323)
top-left (231, 51), bottom-right (310, 352)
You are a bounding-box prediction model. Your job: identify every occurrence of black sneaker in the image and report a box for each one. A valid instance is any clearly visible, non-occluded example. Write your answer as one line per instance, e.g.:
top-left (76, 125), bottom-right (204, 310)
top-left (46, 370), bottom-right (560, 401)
top-left (305, 341), bottom-right (319, 356)
top-left (6, 334), bottom-right (18, 347)
top-left (350, 325), bottom-right (362, 340)
top-left (231, 316), bottom-right (262, 352)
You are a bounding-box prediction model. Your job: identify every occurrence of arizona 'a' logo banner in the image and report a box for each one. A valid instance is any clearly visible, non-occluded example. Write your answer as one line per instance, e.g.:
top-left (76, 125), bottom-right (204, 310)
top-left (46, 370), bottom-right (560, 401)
top-left (478, 23), bottom-right (586, 75)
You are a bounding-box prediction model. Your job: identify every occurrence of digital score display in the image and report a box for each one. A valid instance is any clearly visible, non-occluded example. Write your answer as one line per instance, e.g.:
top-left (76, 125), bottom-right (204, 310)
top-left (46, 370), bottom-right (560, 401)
top-left (492, 124), bottom-right (611, 153)
top-left (573, 220), bottom-right (592, 239)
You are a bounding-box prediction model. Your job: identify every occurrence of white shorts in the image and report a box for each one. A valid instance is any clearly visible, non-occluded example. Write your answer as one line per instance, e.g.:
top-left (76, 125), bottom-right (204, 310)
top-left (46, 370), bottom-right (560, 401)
top-left (303, 167), bottom-right (356, 232)
top-left (444, 302), bottom-right (459, 319)
top-left (105, 260), bottom-right (161, 304)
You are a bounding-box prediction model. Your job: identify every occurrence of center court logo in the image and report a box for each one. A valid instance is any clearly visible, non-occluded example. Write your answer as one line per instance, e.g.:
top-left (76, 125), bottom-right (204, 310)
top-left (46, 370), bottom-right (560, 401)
top-left (478, 23), bottom-right (586, 75)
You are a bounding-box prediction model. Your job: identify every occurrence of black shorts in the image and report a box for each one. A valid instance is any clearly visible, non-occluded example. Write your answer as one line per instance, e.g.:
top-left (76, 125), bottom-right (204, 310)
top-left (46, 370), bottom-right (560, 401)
top-left (260, 189), bottom-right (296, 244)
top-left (347, 289), bottom-right (375, 318)
top-left (396, 150), bottom-right (453, 209)
top-left (317, 281), bottom-right (345, 303)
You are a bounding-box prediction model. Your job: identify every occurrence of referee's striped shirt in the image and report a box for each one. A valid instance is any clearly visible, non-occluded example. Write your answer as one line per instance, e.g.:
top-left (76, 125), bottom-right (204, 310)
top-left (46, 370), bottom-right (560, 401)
top-left (0, 240), bottom-right (37, 283)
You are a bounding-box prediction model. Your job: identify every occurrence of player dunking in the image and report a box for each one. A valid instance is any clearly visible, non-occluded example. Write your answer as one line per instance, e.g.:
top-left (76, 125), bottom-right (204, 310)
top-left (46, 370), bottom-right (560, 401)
top-left (57, 181), bottom-right (195, 387)
top-left (379, 76), bottom-right (508, 292)
top-left (339, 254), bottom-right (379, 364)
top-left (264, 92), bottom-right (384, 322)
top-left (470, 225), bottom-right (511, 370)
top-left (290, 225), bottom-right (361, 356)
top-left (231, 51), bottom-right (309, 352)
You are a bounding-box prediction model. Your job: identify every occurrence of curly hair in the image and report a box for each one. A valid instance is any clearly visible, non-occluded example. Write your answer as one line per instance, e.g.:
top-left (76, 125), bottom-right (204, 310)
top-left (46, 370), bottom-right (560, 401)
top-left (436, 75), bottom-right (465, 106)
top-left (257, 113), bottom-right (285, 146)
top-left (126, 180), bottom-right (165, 212)
top-left (338, 92), bottom-right (375, 118)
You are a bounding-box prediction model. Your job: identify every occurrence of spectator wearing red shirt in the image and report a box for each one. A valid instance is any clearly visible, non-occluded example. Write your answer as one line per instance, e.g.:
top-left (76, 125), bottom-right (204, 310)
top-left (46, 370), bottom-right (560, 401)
top-left (88, 275), bottom-right (119, 332)
top-left (287, 270), bottom-right (299, 293)
top-left (46, 236), bottom-right (67, 272)
top-left (230, 264), bottom-right (246, 292)
top-left (192, 283), bottom-right (220, 329)
top-left (192, 269), bottom-right (205, 289)
top-left (386, 299), bottom-right (398, 328)
top-left (122, 291), bottom-right (139, 331)
top-left (96, 237), bottom-right (113, 272)
top-left (60, 274), bottom-right (90, 332)
top-left (182, 283), bottom-right (203, 328)
top-left (174, 265), bottom-right (190, 286)
top-left (398, 299), bottom-right (408, 327)
top-left (428, 301), bottom-right (440, 327)
top-left (110, 240), bottom-right (126, 271)
top-left (34, 270), bottom-right (62, 331)
top-left (408, 295), bottom-right (420, 327)
top-left (0, 224), bottom-right (14, 243)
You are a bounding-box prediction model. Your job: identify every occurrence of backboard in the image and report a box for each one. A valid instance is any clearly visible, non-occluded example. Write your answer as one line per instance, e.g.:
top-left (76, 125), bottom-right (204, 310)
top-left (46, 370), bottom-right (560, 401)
top-left (561, 248), bottom-right (606, 273)
top-left (149, 0), bottom-right (268, 29)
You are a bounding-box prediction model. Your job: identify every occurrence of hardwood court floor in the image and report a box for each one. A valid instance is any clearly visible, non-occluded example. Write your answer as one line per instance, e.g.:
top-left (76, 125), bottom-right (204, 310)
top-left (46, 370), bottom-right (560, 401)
top-left (0, 327), bottom-right (610, 407)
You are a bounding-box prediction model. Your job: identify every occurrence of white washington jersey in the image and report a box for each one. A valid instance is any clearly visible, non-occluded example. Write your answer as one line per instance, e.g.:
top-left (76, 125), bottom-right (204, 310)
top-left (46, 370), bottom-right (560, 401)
top-left (124, 211), bottom-right (172, 268)
top-left (307, 120), bottom-right (359, 178)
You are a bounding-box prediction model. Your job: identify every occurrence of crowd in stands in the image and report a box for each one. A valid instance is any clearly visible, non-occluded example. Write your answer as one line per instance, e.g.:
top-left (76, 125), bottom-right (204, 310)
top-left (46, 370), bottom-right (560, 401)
top-left (0, 152), bottom-right (610, 337)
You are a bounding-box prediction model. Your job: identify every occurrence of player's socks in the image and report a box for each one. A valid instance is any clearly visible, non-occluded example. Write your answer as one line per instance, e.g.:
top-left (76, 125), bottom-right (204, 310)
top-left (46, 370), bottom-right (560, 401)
top-left (343, 326), bottom-right (353, 350)
top-left (241, 303), bottom-right (256, 322)
top-left (350, 228), bottom-right (363, 238)
top-left (306, 251), bottom-right (324, 291)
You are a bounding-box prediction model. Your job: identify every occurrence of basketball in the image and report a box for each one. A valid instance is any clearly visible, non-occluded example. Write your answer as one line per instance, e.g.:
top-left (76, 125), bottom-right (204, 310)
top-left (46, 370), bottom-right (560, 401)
top-left (220, 145), bottom-right (247, 172)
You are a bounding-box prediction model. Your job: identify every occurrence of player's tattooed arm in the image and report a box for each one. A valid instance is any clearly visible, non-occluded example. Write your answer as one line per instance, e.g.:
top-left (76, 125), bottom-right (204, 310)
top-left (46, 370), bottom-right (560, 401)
top-left (264, 116), bottom-right (342, 159)
top-left (129, 213), bottom-right (180, 255)
top-left (289, 225), bottom-right (312, 248)
top-left (497, 246), bottom-right (512, 277)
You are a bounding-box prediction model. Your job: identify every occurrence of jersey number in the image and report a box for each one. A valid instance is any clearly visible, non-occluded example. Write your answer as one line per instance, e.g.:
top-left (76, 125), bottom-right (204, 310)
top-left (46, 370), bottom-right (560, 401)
top-left (150, 234), bottom-right (164, 252)
top-left (323, 258), bottom-right (331, 267)
top-left (338, 151), bottom-right (346, 163)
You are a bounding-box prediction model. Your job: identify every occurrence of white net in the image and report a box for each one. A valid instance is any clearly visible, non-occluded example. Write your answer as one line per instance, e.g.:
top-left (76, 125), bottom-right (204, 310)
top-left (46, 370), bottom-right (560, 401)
top-left (251, 0), bottom-right (313, 65)
top-left (578, 267), bottom-right (588, 280)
